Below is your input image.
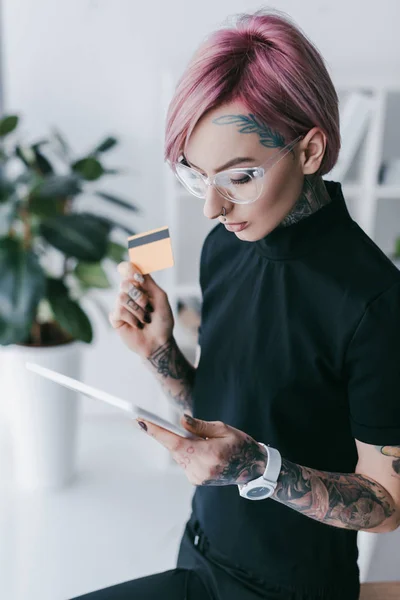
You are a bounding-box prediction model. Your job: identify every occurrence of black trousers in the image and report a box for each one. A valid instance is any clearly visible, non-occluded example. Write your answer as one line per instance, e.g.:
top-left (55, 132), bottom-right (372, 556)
top-left (69, 514), bottom-right (360, 600)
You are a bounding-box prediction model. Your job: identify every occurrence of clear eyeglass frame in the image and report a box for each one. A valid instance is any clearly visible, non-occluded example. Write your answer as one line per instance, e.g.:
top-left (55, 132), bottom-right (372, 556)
top-left (171, 134), bottom-right (304, 205)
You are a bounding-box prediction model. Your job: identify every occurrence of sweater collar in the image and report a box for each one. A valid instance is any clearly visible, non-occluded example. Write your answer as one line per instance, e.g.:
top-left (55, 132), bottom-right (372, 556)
top-left (254, 180), bottom-right (352, 260)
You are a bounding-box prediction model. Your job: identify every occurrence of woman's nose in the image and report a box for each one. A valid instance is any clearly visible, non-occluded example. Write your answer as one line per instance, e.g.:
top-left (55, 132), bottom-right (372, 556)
top-left (203, 185), bottom-right (224, 220)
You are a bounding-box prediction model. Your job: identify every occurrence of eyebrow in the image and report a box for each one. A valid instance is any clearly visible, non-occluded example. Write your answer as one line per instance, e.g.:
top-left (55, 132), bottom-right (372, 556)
top-left (182, 154), bottom-right (258, 172)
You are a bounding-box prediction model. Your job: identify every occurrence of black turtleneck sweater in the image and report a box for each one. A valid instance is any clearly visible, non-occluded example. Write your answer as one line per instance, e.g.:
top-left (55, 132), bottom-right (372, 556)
top-left (191, 180), bottom-right (400, 595)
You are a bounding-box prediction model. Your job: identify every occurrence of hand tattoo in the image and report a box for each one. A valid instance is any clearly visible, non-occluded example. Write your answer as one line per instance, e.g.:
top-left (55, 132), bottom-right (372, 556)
top-left (126, 298), bottom-right (140, 311)
top-left (201, 437), bottom-right (267, 486)
top-left (128, 285), bottom-right (143, 302)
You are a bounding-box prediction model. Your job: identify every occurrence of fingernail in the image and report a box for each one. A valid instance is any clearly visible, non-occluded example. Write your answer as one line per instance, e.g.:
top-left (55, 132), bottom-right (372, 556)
top-left (133, 273), bottom-right (145, 283)
top-left (144, 313), bottom-right (151, 323)
top-left (146, 303), bottom-right (154, 313)
top-left (137, 321), bottom-right (144, 329)
top-left (137, 421), bottom-right (147, 431)
top-left (184, 414), bottom-right (195, 425)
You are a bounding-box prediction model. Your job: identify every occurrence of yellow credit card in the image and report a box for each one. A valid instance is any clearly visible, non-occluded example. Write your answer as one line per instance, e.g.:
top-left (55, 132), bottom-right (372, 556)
top-left (127, 226), bottom-right (174, 274)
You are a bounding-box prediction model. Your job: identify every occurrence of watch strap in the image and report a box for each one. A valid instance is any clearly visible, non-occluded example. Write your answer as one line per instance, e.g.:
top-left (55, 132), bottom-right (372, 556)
top-left (258, 443), bottom-right (282, 485)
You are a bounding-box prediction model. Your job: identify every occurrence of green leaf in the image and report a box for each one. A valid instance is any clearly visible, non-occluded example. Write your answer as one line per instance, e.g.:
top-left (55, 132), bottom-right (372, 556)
top-left (107, 241), bottom-right (127, 263)
top-left (39, 212), bottom-right (112, 262)
top-left (46, 277), bottom-right (93, 343)
top-left (72, 157), bottom-right (104, 181)
top-left (74, 262), bottom-right (111, 288)
top-left (95, 190), bottom-right (141, 213)
top-left (0, 177), bottom-right (15, 203)
top-left (0, 202), bottom-right (17, 236)
top-left (0, 180), bottom-right (18, 234)
top-left (28, 194), bottom-right (64, 218)
top-left (91, 136), bottom-right (118, 154)
top-left (15, 144), bottom-right (36, 167)
top-left (0, 172), bottom-right (19, 232)
top-left (33, 148), bottom-right (54, 175)
top-left (96, 215), bottom-right (136, 236)
top-left (32, 174), bottom-right (82, 198)
top-left (0, 115), bottom-right (19, 137)
top-left (0, 237), bottom-right (46, 344)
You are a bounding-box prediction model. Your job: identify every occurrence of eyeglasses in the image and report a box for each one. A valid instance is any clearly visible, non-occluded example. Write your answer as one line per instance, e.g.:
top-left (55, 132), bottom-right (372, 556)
top-left (171, 134), bottom-right (304, 205)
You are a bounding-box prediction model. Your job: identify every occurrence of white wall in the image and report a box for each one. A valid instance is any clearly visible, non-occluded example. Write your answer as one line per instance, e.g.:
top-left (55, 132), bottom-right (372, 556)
top-left (1, 0), bottom-right (400, 584)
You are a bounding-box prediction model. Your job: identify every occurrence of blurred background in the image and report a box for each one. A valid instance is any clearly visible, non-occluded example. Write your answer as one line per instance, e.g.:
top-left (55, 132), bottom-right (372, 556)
top-left (0, 1), bottom-right (399, 598)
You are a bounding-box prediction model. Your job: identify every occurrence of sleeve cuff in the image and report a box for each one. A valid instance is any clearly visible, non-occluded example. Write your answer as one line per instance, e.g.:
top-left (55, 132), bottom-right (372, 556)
top-left (350, 417), bottom-right (400, 445)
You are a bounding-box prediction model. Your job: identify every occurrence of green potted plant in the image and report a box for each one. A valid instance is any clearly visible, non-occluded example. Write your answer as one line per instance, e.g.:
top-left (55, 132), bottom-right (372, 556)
top-left (0, 114), bottom-right (141, 490)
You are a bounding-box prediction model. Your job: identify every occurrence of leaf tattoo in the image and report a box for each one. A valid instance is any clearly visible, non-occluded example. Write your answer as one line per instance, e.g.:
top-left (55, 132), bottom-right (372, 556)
top-left (212, 114), bottom-right (286, 148)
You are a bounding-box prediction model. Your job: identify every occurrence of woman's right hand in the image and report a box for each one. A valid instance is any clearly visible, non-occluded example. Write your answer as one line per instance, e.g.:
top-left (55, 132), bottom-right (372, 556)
top-left (108, 262), bottom-right (175, 358)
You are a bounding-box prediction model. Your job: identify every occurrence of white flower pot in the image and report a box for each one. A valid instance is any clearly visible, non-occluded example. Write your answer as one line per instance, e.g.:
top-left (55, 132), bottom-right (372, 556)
top-left (5, 340), bottom-right (83, 491)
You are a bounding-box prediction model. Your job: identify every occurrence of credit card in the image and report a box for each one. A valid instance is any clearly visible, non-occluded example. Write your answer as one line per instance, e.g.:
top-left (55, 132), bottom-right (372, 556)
top-left (127, 226), bottom-right (174, 274)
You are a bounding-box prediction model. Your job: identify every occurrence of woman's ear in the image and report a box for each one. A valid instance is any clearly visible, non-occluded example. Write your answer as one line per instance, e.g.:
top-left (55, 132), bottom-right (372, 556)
top-left (300, 127), bottom-right (327, 175)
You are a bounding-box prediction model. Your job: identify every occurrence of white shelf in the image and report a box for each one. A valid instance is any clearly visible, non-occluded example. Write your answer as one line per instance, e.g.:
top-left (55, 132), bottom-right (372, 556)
top-left (342, 184), bottom-right (400, 198)
top-left (375, 185), bottom-right (400, 198)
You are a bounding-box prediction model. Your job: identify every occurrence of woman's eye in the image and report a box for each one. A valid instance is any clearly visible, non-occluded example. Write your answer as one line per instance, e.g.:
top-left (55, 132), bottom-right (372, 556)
top-left (230, 175), bottom-right (251, 185)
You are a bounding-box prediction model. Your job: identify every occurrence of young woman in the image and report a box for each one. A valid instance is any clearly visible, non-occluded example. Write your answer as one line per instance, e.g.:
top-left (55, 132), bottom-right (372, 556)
top-left (72, 8), bottom-right (400, 600)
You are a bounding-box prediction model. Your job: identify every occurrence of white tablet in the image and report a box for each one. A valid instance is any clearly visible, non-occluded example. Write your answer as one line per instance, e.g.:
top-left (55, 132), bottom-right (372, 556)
top-left (25, 362), bottom-right (203, 440)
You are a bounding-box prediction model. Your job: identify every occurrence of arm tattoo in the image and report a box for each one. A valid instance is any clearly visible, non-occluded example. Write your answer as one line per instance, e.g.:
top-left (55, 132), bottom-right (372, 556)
top-left (147, 340), bottom-right (195, 414)
top-left (159, 381), bottom-right (193, 415)
top-left (272, 458), bottom-right (395, 530)
top-left (148, 340), bottom-right (194, 379)
top-left (375, 445), bottom-right (400, 477)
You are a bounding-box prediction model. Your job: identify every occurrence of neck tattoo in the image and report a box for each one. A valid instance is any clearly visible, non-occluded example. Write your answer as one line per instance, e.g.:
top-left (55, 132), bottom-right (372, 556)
top-left (279, 175), bottom-right (332, 228)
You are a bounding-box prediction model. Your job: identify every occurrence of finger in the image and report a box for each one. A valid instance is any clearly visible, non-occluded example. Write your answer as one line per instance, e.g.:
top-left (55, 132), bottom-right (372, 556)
top-left (108, 312), bottom-right (125, 329)
top-left (120, 292), bottom-right (152, 325)
top-left (135, 419), bottom-right (189, 452)
top-left (110, 306), bottom-right (144, 330)
top-left (117, 261), bottom-right (145, 283)
top-left (118, 261), bottom-right (164, 296)
top-left (120, 278), bottom-right (153, 312)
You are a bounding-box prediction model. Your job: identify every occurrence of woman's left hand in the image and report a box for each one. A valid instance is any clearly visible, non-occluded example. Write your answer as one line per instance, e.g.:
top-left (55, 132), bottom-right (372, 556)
top-left (135, 414), bottom-right (268, 486)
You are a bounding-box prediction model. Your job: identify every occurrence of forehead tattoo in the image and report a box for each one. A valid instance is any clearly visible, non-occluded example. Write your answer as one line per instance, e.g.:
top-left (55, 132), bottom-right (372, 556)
top-left (211, 113), bottom-right (286, 149)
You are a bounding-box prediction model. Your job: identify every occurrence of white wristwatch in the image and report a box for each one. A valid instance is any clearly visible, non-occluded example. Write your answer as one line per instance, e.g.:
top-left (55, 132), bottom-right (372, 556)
top-left (238, 443), bottom-right (282, 500)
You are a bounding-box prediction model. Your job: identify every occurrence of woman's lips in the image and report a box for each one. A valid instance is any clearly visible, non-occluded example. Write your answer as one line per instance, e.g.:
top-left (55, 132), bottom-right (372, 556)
top-left (224, 222), bottom-right (248, 232)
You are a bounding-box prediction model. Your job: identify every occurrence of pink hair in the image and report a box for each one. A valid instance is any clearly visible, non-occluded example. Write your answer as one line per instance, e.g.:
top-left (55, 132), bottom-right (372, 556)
top-left (164, 8), bottom-right (340, 176)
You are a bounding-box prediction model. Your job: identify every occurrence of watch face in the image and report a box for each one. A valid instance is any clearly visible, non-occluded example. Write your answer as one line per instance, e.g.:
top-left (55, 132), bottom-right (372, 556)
top-left (247, 486), bottom-right (271, 499)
